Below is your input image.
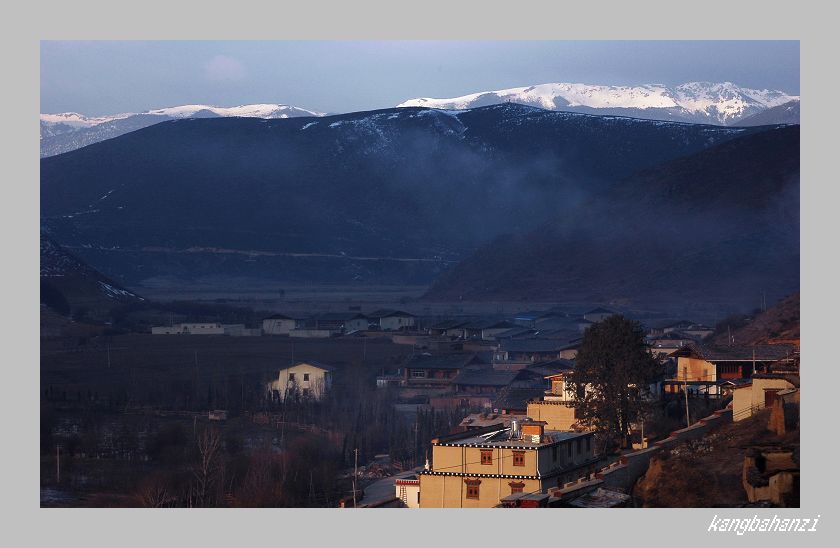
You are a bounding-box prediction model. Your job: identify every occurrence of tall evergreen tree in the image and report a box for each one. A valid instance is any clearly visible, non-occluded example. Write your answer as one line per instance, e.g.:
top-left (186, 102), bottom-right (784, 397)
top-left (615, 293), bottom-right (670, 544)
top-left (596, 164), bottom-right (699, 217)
top-left (566, 315), bottom-right (664, 448)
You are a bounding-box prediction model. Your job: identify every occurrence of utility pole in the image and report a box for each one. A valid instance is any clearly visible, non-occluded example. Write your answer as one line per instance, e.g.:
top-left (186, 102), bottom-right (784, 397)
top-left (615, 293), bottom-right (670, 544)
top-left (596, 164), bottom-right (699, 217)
top-left (353, 448), bottom-right (359, 508)
top-left (683, 369), bottom-right (691, 428)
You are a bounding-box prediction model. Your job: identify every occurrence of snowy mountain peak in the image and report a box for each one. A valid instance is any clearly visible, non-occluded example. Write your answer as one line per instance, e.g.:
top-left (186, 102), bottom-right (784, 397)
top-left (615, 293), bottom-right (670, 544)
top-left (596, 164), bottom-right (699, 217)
top-left (40, 103), bottom-right (325, 128)
top-left (40, 103), bottom-right (328, 157)
top-left (398, 81), bottom-right (799, 125)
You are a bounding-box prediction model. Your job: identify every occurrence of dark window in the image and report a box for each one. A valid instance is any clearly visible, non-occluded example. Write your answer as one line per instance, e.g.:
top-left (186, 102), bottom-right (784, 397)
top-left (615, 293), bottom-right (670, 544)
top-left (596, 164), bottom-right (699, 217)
top-left (480, 450), bottom-right (493, 465)
top-left (288, 373), bottom-right (295, 381)
top-left (513, 451), bottom-right (525, 467)
top-left (509, 482), bottom-right (525, 494)
top-left (465, 479), bottom-right (481, 499)
top-left (303, 373), bottom-right (310, 381)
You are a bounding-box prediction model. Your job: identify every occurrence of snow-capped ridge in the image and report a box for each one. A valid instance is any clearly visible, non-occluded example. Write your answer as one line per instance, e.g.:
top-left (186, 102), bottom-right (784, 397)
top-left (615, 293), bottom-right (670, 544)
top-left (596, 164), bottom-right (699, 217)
top-left (41, 103), bottom-right (325, 128)
top-left (398, 81), bottom-right (800, 125)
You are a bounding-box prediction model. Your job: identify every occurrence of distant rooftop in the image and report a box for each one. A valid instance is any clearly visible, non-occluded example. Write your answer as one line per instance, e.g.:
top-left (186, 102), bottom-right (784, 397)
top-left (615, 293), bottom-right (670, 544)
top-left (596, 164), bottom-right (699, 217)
top-left (584, 307), bottom-right (616, 315)
top-left (501, 339), bottom-right (573, 353)
top-left (313, 312), bottom-right (367, 321)
top-left (404, 353), bottom-right (481, 370)
top-left (367, 309), bottom-right (415, 318)
top-left (453, 368), bottom-right (519, 387)
top-left (281, 360), bottom-right (337, 372)
top-left (679, 343), bottom-right (796, 362)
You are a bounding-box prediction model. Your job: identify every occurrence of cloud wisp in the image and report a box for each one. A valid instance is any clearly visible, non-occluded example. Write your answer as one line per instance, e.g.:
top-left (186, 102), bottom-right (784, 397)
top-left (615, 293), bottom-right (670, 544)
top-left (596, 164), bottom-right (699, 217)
top-left (204, 55), bottom-right (246, 82)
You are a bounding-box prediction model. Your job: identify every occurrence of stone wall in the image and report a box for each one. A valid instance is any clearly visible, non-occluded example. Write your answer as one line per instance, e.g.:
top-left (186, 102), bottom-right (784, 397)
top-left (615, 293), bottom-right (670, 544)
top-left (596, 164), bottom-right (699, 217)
top-left (549, 408), bottom-right (733, 500)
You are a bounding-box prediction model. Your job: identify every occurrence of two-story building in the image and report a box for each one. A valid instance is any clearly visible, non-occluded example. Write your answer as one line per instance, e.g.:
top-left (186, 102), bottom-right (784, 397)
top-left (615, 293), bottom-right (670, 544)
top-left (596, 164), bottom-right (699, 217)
top-left (665, 344), bottom-right (796, 397)
top-left (526, 370), bottom-right (583, 431)
top-left (268, 361), bottom-right (336, 401)
top-left (418, 420), bottom-right (597, 508)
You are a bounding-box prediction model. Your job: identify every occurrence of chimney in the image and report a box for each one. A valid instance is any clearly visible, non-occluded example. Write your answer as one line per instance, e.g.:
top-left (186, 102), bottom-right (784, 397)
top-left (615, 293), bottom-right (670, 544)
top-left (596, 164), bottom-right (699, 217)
top-left (520, 419), bottom-right (546, 443)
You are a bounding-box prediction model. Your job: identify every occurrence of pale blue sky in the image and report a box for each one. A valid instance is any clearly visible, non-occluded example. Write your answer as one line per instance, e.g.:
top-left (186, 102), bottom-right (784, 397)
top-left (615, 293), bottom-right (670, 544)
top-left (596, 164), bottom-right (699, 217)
top-left (40, 41), bottom-right (800, 115)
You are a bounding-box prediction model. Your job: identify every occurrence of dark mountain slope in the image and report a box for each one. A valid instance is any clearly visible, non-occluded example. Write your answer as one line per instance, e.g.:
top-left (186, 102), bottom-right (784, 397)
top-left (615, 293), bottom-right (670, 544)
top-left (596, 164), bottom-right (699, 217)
top-left (734, 101), bottom-right (800, 127)
top-left (709, 293), bottom-right (800, 346)
top-left (40, 234), bottom-right (143, 319)
top-left (40, 114), bottom-right (176, 158)
top-left (41, 104), bottom-right (758, 287)
top-left (425, 125), bottom-right (799, 308)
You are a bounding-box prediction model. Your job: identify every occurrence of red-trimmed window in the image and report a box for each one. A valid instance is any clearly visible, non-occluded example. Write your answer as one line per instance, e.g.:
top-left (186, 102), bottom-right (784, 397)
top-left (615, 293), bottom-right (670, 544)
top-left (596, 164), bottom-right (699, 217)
top-left (480, 449), bottom-right (493, 465)
top-left (512, 451), bottom-right (525, 467)
top-left (465, 479), bottom-right (481, 499)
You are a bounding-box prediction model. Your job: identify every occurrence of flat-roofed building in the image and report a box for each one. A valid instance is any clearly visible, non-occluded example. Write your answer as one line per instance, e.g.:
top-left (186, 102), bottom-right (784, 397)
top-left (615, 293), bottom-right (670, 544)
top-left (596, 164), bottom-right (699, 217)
top-left (151, 322), bottom-right (225, 335)
top-left (667, 344), bottom-right (796, 397)
top-left (418, 420), bottom-right (597, 508)
top-left (526, 369), bottom-right (584, 431)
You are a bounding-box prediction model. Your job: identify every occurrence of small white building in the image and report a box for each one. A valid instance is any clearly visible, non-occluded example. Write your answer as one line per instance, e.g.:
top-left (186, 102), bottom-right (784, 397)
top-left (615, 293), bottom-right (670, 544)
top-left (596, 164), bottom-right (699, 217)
top-left (269, 361), bottom-right (336, 401)
top-left (395, 475), bottom-right (421, 508)
top-left (262, 314), bottom-right (303, 335)
top-left (222, 324), bottom-right (262, 336)
top-left (151, 323), bottom-right (225, 335)
top-left (367, 309), bottom-right (416, 331)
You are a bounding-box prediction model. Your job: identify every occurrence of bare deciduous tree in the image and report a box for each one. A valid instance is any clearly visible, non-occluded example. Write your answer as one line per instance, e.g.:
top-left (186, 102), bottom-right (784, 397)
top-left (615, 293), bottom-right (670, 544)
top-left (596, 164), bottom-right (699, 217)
top-left (192, 427), bottom-right (223, 507)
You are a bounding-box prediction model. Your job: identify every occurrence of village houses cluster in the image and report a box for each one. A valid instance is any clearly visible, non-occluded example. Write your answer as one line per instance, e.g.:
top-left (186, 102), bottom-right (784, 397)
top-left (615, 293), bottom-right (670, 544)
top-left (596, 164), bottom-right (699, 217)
top-left (153, 305), bottom-right (799, 508)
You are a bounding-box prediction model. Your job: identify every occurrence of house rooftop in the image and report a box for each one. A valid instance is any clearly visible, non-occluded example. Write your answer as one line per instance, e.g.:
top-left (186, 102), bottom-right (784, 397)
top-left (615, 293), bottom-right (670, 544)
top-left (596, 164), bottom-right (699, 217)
top-left (264, 313), bottom-right (299, 320)
top-left (494, 327), bottom-right (538, 339)
top-left (429, 319), bottom-right (469, 330)
top-left (493, 387), bottom-right (547, 411)
top-left (282, 360), bottom-right (337, 372)
top-left (513, 310), bottom-right (551, 321)
top-left (501, 339), bottom-right (572, 353)
top-left (367, 309), bottom-right (415, 318)
top-left (647, 331), bottom-right (695, 341)
top-left (464, 319), bottom-right (517, 330)
top-left (404, 353), bottom-right (480, 370)
top-left (524, 360), bottom-right (576, 377)
top-left (584, 307), bottom-right (616, 315)
top-left (458, 413), bottom-right (512, 429)
top-left (677, 343), bottom-right (796, 362)
top-left (568, 487), bottom-right (631, 508)
top-left (313, 312), bottom-right (367, 321)
top-left (436, 427), bottom-right (591, 449)
top-left (452, 368), bottom-right (519, 387)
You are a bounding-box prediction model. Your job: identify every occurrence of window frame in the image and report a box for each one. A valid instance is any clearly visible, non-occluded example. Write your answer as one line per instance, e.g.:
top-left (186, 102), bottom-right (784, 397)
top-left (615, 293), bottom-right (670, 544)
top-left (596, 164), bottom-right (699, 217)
top-left (512, 450), bottom-right (525, 467)
top-left (480, 449), bottom-right (493, 465)
top-left (464, 479), bottom-right (481, 500)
